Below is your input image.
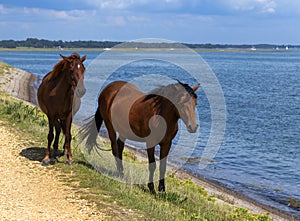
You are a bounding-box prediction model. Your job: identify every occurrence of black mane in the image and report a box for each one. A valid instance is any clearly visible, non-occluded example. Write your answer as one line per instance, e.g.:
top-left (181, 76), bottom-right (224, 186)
top-left (177, 81), bottom-right (198, 99)
top-left (143, 81), bottom-right (197, 102)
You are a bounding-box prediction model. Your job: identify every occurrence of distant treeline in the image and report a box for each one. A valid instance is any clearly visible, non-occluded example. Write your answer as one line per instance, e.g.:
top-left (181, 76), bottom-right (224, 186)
top-left (0, 38), bottom-right (121, 49)
top-left (0, 38), bottom-right (297, 49)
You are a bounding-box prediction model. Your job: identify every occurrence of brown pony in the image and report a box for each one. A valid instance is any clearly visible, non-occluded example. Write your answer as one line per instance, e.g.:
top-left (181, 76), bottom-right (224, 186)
top-left (37, 53), bottom-right (86, 166)
top-left (83, 80), bottom-right (200, 194)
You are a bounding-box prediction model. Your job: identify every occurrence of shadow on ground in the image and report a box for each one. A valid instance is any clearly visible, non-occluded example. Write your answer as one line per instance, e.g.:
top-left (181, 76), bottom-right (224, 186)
top-left (20, 147), bottom-right (45, 162)
top-left (20, 146), bottom-right (95, 168)
top-left (20, 147), bottom-right (64, 165)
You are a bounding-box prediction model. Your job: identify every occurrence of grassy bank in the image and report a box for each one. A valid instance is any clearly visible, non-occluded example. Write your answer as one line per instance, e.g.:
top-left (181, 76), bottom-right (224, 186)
top-left (0, 93), bottom-right (272, 220)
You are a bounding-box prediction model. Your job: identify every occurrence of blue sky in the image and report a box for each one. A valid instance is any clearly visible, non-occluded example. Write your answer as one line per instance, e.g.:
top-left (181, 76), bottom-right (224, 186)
top-left (0, 0), bottom-right (299, 44)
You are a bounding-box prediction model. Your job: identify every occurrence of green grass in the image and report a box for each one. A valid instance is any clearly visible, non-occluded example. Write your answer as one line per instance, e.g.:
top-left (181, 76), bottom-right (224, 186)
top-left (0, 92), bottom-right (273, 221)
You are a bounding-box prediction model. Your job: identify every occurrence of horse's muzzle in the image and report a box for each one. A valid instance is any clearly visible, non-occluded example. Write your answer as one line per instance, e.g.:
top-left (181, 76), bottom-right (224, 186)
top-left (76, 87), bottom-right (86, 98)
top-left (187, 124), bottom-right (198, 133)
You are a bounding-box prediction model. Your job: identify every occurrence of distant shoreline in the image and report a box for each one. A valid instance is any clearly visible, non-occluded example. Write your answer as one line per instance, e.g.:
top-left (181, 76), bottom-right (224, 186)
top-left (0, 38), bottom-right (298, 52)
top-left (0, 47), bottom-right (294, 53)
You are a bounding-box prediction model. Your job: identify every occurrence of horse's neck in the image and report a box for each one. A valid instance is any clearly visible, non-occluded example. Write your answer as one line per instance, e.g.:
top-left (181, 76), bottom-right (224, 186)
top-left (150, 95), bottom-right (179, 119)
top-left (51, 71), bottom-right (74, 96)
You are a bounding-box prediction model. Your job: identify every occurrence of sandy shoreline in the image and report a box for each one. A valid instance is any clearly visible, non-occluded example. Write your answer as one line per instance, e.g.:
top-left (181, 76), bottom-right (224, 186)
top-left (0, 61), bottom-right (296, 221)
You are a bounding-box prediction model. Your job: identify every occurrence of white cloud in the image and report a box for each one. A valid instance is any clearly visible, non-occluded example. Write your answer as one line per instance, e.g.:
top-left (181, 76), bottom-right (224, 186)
top-left (87, 0), bottom-right (135, 10)
top-left (47, 9), bottom-right (95, 20)
top-left (0, 5), bottom-right (94, 22)
top-left (257, 0), bottom-right (276, 13)
top-left (86, 0), bottom-right (188, 12)
top-left (29, 8), bottom-right (91, 20)
top-left (225, 0), bottom-right (276, 14)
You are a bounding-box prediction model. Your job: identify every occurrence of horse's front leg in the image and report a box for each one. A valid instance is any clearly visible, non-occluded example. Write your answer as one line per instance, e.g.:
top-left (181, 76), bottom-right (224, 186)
top-left (158, 142), bottom-right (171, 193)
top-left (53, 120), bottom-right (61, 159)
top-left (146, 146), bottom-right (156, 194)
top-left (63, 114), bottom-right (73, 165)
top-left (116, 138), bottom-right (125, 178)
top-left (42, 117), bottom-right (54, 166)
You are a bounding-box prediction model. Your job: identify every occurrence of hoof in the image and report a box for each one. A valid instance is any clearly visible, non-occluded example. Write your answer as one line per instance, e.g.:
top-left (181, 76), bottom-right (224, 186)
top-left (158, 186), bottom-right (165, 193)
top-left (148, 183), bottom-right (156, 195)
top-left (150, 189), bottom-right (156, 195)
top-left (42, 160), bottom-right (50, 166)
top-left (118, 172), bottom-right (124, 179)
top-left (66, 161), bottom-right (73, 166)
top-left (158, 179), bottom-right (165, 193)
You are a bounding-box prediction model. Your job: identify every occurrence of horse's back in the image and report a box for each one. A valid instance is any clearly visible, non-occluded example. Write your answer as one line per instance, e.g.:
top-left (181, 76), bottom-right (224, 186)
top-left (98, 81), bottom-right (143, 106)
top-left (98, 81), bottom-right (145, 128)
top-left (100, 81), bottom-right (140, 96)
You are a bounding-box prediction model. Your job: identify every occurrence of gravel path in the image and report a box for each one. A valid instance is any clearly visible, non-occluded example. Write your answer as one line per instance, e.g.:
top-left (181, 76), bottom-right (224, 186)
top-left (0, 121), bottom-right (103, 221)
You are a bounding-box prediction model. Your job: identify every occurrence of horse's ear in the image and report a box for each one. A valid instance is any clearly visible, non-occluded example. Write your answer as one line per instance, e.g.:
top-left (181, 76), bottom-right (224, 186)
top-left (60, 54), bottom-right (72, 62)
top-left (60, 54), bottom-right (66, 59)
top-left (193, 83), bottom-right (200, 92)
top-left (81, 55), bottom-right (86, 63)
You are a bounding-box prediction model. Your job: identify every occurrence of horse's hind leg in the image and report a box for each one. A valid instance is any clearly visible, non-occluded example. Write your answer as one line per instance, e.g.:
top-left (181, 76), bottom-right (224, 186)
top-left (60, 120), bottom-right (66, 154)
top-left (146, 146), bottom-right (156, 194)
top-left (106, 122), bottom-right (123, 177)
top-left (53, 120), bottom-right (61, 159)
top-left (42, 117), bottom-right (54, 166)
top-left (63, 114), bottom-right (73, 165)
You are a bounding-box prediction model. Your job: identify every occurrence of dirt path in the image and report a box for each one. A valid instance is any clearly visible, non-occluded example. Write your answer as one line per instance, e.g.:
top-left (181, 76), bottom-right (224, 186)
top-left (0, 121), bottom-right (104, 221)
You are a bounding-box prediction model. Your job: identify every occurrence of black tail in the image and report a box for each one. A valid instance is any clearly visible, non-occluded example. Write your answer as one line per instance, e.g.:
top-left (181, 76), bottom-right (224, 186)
top-left (95, 107), bottom-right (103, 133)
top-left (78, 107), bottom-right (107, 154)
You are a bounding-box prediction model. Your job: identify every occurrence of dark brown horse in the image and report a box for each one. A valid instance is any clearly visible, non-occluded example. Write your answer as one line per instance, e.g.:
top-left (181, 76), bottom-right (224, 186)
top-left (83, 80), bottom-right (200, 194)
top-left (37, 53), bottom-right (86, 166)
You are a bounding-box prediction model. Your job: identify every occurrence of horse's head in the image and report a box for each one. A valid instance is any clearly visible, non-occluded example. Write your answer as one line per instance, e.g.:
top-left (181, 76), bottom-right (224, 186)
top-left (175, 81), bottom-right (200, 133)
top-left (60, 53), bottom-right (87, 97)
